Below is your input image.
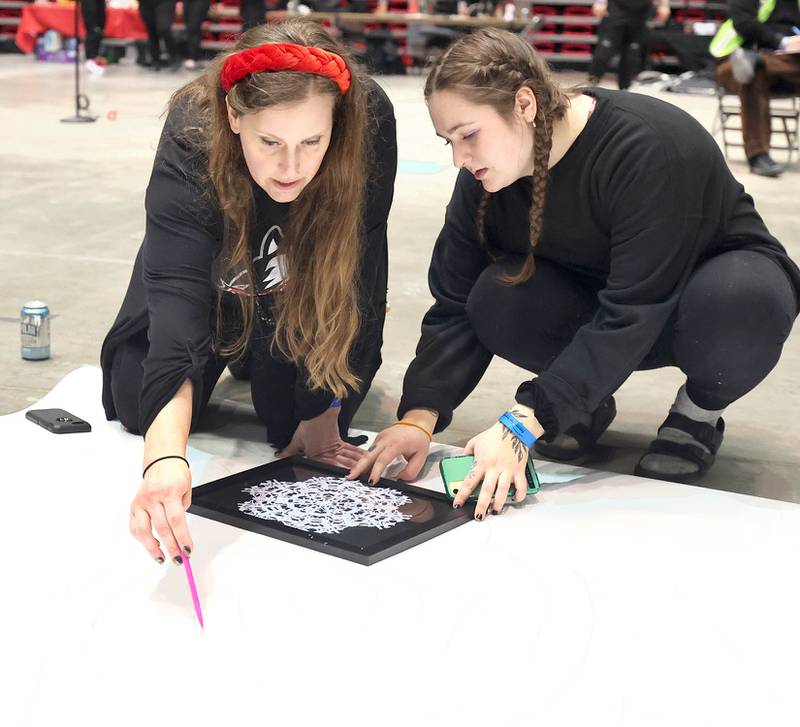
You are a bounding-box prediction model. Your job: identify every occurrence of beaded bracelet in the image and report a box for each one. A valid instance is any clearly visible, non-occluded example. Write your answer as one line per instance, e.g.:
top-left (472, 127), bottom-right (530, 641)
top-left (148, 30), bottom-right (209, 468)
top-left (142, 455), bottom-right (190, 479)
top-left (391, 420), bottom-right (433, 442)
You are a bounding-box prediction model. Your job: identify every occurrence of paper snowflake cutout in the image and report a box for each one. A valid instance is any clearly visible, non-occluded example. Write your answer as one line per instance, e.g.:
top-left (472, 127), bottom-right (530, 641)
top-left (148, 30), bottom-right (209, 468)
top-left (238, 476), bottom-right (412, 534)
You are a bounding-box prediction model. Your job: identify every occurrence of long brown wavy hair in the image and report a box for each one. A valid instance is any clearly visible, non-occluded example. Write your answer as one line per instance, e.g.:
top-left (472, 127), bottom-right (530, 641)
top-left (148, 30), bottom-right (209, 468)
top-left (424, 28), bottom-right (571, 285)
top-left (170, 19), bottom-right (369, 399)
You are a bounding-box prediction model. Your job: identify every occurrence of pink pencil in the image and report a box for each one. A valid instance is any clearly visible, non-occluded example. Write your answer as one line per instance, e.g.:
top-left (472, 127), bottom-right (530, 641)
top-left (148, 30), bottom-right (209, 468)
top-left (182, 555), bottom-right (204, 630)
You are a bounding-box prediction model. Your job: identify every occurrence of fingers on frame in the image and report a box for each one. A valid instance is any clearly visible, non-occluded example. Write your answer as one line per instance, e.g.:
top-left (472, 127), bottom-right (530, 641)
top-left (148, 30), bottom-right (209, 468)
top-left (369, 448), bottom-right (399, 484)
top-left (348, 438), bottom-right (384, 479)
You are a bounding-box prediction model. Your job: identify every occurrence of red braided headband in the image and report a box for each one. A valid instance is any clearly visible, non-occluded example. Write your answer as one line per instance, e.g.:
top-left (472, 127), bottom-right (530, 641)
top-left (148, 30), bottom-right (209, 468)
top-left (221, 42), bottom-right (351, 94)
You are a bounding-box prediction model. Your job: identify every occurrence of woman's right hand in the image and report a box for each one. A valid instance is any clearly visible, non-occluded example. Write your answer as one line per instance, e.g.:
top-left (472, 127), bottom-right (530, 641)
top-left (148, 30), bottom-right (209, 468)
top-left (129, 458), bottom-right (194, 564)
top-left (347, 413), bottom-right (435, 484)
top-left (782, 35), bottom-right (800, 53)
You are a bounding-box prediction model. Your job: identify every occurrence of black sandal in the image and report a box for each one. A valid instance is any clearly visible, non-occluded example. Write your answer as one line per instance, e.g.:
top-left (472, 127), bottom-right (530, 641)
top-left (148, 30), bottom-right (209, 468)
top-left (534, 396), bottom-right (617, 461)
top-left (634, 412), bottom-right (725, 483)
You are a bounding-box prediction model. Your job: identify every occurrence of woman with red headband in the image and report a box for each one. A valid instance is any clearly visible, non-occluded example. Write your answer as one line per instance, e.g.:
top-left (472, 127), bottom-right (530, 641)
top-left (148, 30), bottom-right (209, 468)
top-left (101, 19), bottom-right (397, 566)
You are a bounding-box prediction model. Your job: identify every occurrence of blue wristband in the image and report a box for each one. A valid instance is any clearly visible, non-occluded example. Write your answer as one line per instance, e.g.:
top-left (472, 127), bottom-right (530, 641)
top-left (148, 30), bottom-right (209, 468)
top-left (328, 398), bottom-right (342, 409)
top-left (499, 411), bottom-right (536, 449)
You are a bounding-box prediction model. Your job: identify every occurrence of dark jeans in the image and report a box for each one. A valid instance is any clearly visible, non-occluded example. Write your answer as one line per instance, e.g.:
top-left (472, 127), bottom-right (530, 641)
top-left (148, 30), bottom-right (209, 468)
top-left (589, 4), bottom-right (649, 90)
top-left (138, 0), bottom-right (177, 64)
top-left (183, 0), bottom-right (210, 61)
top-left (109, 320), bottom-right (377, 449)
top-left (80, 0), bottom-right (106, 60)
top-left (465, 250), bottom-right (797, 412)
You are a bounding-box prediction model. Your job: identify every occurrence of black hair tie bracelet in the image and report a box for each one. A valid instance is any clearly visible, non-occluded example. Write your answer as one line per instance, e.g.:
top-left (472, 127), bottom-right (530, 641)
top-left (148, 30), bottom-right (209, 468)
top-left (142, 455), bottom-right (190, 479)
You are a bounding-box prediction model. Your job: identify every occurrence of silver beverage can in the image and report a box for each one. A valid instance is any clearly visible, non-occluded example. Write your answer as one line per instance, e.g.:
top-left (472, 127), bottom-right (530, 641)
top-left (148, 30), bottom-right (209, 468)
top-left (21, 301), bottom-right (50, 360)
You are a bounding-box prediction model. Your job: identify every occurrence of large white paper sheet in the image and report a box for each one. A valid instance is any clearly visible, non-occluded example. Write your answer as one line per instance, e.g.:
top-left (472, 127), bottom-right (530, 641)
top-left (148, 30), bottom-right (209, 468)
top-left (3, 367), bottom-right (800, 727)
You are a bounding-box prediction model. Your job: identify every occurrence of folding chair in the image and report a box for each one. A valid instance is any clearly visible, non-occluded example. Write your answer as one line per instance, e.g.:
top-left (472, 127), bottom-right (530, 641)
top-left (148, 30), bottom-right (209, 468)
top-left (713, 83), bottom-right (800, 163)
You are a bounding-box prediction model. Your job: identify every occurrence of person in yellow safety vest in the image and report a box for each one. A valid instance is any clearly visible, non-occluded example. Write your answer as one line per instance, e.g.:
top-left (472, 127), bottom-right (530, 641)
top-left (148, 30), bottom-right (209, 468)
top-left (711, 0), bottom-right (800, 176)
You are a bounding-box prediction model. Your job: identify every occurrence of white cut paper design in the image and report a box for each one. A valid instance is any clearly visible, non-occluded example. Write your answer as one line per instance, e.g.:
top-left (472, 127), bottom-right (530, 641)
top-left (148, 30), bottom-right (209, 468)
top-left (238, 476), bottom-right (413, 534)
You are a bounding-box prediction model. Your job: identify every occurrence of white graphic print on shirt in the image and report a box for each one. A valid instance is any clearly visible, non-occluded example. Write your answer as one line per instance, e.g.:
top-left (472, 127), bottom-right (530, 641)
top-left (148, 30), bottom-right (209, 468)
top-left (218, 224), bottom-right (288, 295)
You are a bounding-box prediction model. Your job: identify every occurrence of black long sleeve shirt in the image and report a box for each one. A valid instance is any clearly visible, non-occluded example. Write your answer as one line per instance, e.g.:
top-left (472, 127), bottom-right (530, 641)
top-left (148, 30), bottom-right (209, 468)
top-left (728, 0), bottom-right (800, 50)
top-left (101, 80), bottom-right (397, 436)
top-left (399, 88), bottom-right (799, 438)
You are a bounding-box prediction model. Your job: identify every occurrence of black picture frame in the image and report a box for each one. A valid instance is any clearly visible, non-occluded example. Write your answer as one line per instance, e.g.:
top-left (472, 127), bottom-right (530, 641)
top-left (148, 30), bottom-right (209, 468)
top-left (188, 456), bottom-right (475, 565)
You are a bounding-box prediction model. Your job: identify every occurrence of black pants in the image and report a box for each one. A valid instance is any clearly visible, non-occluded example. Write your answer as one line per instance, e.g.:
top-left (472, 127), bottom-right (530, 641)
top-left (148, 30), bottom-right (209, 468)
top-left (241, 0), bottom-right (265, 31)
top-left (80, 0), bottom-right (106, 60)
top-left (183, 0), bottom-right (210, 61)
top-left (589, 4), bottom-right (649, 90)
top-left (109, 322), bottom-right (378, 449)
top-left (139, 0), bottom-right (177, 65)
top-left (465, 250), bottom-right (797, 412)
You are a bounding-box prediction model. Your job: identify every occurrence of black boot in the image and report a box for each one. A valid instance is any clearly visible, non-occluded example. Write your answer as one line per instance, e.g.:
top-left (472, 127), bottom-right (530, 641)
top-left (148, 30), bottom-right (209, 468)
top-left (748, 154), bottom-right (783, 177)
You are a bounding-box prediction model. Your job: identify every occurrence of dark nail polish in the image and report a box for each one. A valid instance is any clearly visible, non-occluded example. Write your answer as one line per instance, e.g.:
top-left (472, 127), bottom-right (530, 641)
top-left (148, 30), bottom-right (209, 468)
top-left (183, 546), bottom-right (192, 555)
top-left (475, 513), bottom-right (483, 521)
top-left (453, 503), bottom-right (461, 509)
top-left (155, 556), bottom-right (165, 564)
top-left (173, 555), bottom-right (183, 565)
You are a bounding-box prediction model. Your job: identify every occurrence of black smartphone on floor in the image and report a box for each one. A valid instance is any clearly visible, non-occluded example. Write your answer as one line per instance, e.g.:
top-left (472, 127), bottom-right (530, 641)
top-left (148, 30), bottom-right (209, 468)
top-left (25, 408), bottom-right (91, 434)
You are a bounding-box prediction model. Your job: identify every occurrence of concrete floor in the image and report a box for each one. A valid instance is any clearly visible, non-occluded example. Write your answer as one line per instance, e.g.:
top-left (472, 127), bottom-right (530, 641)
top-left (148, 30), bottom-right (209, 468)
top-left (1, 56), bottom-right (798, 501)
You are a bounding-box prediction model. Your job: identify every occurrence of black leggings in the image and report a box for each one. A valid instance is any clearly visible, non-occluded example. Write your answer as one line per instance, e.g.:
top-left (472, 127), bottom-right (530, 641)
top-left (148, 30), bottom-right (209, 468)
top-left (109, 326), bottom-right (376, 449)
top-left (465, 250), bottom-right (797, 412)
top-left (80, 0), bottom-right (106, 60)
top-left (138, 0), bottom-right (177, 64)
top-left (589, 4), bottom-right (648, 90)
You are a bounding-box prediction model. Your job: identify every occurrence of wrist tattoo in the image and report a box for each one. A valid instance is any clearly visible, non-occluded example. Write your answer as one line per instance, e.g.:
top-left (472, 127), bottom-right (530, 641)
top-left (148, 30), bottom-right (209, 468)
top-left (510, 407), bottom-right (528, 420)
top-left (501, 426), bottom-right (527, 462)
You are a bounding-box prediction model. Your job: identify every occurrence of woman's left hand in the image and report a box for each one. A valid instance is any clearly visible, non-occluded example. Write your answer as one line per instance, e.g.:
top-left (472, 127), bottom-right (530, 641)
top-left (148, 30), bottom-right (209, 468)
top-left (280, 406), bottom-right (364, 468)
top-left (454, 404), bottom-right (544, 519)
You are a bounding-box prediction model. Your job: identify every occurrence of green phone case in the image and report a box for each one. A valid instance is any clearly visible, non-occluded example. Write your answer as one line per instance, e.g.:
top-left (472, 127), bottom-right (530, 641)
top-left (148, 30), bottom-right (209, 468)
top-left (439, 454), bottom-right (540, 501)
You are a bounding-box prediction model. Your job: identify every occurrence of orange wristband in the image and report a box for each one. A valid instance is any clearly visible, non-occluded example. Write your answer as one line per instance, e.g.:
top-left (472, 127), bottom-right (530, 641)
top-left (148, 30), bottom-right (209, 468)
top-left (391, 420), bottom-right (433, 442)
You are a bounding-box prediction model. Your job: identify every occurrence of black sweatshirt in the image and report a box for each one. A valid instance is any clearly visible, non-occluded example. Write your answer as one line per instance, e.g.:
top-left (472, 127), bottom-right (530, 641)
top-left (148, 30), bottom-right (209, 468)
top-left (728, 0), bottom-right (800, 50)
top-left (100, 80), bottom-right (397, 436)
top-left (399, 88), bottom-right (799, 438)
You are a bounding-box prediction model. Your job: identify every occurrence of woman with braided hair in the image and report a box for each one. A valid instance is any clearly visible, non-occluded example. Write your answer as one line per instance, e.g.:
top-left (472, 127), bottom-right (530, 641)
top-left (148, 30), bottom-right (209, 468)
top-left (350, 27), bottom-right (798, 518)
top-left (101, 19), bottom-right (397, 565)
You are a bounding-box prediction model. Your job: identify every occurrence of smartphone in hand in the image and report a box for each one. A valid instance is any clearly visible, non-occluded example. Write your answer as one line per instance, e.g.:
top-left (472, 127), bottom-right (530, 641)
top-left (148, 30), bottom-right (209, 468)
top-left (25, 408), bottom-right (91, 434)
top-left (440, 454), bottom-right (540, 500)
